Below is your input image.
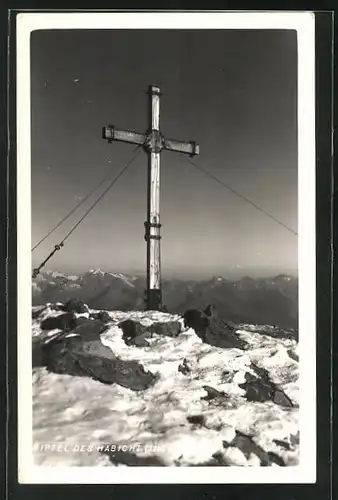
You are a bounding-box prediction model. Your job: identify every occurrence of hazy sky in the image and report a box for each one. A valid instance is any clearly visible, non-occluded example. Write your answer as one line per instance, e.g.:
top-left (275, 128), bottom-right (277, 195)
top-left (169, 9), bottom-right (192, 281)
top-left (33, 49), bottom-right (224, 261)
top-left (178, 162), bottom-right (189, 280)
top-left (31, 29), bottom-right (298, 279)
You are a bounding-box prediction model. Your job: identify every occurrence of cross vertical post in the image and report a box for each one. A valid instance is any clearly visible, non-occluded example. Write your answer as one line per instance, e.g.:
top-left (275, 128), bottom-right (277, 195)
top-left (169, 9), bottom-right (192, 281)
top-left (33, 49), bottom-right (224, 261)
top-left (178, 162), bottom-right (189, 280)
top-left (102, 84), bottom-right (199, 311)
top-left (145, 85), bottom-right (162, 310)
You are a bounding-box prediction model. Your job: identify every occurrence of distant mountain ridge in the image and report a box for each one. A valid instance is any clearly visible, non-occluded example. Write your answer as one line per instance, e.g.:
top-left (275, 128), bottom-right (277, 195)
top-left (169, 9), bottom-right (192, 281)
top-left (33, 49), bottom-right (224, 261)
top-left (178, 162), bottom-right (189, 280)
top-left (32, 269), bottom-right (298, 330)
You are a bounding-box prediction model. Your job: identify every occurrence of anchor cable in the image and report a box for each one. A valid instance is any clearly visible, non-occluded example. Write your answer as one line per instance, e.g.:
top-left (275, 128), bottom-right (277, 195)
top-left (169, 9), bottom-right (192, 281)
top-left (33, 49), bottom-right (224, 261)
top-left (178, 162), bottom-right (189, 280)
top-left (185, 156), bottom-right (298, 237)
top-left (32, 146), bottom-right (142, 278)
top-left (32, 144), bottom-right (141, 252)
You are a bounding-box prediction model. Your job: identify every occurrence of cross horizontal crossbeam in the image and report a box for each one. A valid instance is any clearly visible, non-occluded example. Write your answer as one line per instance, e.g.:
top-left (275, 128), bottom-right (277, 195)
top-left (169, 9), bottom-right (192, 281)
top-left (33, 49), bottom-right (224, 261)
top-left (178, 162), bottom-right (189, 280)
top-left (102, 126), bottom-right (199, 157)
top-left (163, 137), bottom-right (199, 156)
top-left (102, 126), bottom-right (146, 146)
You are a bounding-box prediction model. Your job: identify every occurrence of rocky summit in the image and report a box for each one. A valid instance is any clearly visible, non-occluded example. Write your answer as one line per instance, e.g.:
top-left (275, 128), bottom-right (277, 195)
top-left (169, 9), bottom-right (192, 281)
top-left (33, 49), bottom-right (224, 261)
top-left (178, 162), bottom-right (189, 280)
top-left (32, 302), bottom-right (299, 467)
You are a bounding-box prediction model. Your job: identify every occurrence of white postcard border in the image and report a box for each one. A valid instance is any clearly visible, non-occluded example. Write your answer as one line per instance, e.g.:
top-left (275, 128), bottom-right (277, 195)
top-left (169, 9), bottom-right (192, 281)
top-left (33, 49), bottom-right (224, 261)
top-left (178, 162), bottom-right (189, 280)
top-left (16, 11), bottom-right (316, 484)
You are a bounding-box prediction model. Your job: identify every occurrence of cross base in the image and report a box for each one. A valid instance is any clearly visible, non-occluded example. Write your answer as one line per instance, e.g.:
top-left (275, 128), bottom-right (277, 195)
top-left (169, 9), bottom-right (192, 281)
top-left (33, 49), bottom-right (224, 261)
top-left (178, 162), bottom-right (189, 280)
top-left (145, 288), bottom-right (162, 311)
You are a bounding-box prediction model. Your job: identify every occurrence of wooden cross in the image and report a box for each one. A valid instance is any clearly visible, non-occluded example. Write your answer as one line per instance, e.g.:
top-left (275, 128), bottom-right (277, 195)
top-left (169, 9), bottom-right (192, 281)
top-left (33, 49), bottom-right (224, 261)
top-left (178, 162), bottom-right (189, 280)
top-left (102, 85), bottom-right (199, 311)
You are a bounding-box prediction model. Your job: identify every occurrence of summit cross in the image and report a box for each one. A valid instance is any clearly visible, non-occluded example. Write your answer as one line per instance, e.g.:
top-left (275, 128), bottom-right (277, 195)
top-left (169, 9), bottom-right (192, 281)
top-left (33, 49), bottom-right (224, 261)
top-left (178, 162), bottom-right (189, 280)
top-left (102, 85), bottom-right (199, 311)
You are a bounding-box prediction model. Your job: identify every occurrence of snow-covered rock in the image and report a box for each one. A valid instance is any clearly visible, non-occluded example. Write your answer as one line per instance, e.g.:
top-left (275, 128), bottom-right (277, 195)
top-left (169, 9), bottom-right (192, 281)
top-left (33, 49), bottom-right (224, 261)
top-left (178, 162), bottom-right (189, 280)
top-left (32, 307), bottom-right (299, 467)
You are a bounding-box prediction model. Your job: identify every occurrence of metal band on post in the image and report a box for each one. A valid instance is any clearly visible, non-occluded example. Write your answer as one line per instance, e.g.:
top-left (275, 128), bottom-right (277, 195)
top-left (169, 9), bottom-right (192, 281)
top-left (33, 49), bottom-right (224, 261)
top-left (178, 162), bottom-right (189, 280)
top-left (146, 85), bottom-right (162, 97)
top-left (102, 125), bottom-right (115, 143)
top-left (144, 221), bottom-right (162, 241)
top-left (189, 141), bottom-right (200, 157)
